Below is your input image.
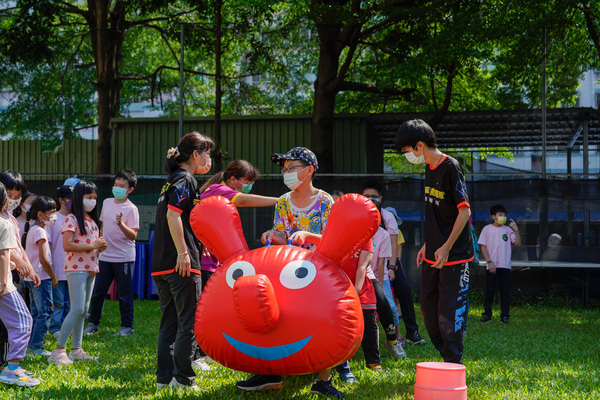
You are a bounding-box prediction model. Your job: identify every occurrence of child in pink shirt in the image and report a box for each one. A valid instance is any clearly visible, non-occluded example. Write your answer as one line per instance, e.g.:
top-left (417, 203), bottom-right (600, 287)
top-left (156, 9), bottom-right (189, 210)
top-left (84, 170), bottom-right (139, 337)
top-left (49, 180), bottom-right (107, 365)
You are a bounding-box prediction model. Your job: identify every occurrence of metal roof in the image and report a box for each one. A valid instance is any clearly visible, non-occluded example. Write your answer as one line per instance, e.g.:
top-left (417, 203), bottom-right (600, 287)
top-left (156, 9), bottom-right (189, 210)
top-left (370, 107), bottom-right (600, 149)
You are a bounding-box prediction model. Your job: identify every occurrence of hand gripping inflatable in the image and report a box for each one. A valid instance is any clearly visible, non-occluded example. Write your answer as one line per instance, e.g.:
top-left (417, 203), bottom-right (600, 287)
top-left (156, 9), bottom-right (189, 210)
top-left (190, 194), bottom-right (380, 375)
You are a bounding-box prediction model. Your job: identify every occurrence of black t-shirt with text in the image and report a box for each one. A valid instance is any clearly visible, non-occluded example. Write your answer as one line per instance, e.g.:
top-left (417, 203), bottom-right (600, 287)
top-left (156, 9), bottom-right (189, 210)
top-left (423, 155), bottom-right (474, 265)
top-left (152, 168), bottom-right (202, 275)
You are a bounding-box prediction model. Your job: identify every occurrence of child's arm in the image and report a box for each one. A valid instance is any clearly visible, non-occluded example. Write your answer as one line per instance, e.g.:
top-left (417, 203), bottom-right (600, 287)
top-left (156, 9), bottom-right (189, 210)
top-left (289, 231), bottom-right (322, 246)
top-left (63, 231), bottom-right (106, 253)
top-left (509, 219), bottom-right (522, 247)
top-left (234, 194), bottom-right (278, 208)
top-left (0, 248), bottom-right (10, 291)
top-left (480, 244), bottom-right (496, 274)
top-left (37, 239), bottom-right (58, 287)
top-left (355, 250), bottom-right (373, 294)
top-left (377, 257), bottom-right (385, 288)
top-left (261, 230), bottom-right (287, 245)
top-left (116, 212), bottom-right (138, 241)
top-left (433, 206), bottom-right (470, 269)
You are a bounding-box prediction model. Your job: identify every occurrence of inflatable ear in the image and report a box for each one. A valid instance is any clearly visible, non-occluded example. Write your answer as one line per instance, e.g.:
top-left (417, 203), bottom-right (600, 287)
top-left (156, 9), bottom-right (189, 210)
top-left (316, 194), bottom-right (380, 265)
top-left (190, 195), bottom-right (248, 262)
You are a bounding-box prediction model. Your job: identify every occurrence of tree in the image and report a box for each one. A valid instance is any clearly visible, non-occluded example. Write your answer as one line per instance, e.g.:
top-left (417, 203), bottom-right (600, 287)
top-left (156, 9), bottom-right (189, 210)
top-left (0, 0), bottom-right (191, 173)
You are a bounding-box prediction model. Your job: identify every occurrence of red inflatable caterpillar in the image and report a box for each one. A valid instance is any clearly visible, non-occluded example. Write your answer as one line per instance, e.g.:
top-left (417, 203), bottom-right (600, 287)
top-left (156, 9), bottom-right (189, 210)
top-left (190, 194), bottom-right (380, 375)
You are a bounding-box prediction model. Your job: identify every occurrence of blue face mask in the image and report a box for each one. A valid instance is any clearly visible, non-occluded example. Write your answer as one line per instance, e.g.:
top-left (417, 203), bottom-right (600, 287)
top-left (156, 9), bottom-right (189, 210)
top-left (112, 186), bottom-right (128, 200)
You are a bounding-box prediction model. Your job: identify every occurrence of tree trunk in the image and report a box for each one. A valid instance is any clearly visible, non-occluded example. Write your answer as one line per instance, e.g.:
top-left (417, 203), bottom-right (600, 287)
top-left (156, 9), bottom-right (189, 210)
top-left (311, 26), bottom-right (344, 174)
top-left (88, 0), bottom-right (125, 174)
top-left (213, 0), bottom-right (224, 172)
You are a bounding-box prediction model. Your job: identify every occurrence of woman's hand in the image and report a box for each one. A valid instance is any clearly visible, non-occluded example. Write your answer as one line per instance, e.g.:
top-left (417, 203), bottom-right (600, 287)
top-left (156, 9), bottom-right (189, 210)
top-left (175, 253), bottom-right (191, 277)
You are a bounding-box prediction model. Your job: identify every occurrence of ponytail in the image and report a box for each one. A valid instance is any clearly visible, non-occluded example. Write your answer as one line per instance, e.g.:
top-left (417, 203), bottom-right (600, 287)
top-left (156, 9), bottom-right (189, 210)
top-left (199, 171), bottom-right (226, 194)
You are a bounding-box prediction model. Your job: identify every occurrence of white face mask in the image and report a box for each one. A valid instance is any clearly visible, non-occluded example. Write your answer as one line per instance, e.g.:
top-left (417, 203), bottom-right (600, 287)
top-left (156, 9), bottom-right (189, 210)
top-left (404, 147), bottom-right (425, 164)
top-left (283, 167), bottom-right (308, 191)
top-left (5, 197), bottom-right (21, 211)
top-left (45, 214), bottom-right (58, 226)
top-left (196, 152), bottom-right (212, 175)
top-left (83, 199), bottom-right (97, 212)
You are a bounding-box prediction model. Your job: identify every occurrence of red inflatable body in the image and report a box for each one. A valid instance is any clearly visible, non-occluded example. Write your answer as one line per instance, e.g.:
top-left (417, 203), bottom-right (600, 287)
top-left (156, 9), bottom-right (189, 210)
top-left (190, 194), bottom-right (380, 375)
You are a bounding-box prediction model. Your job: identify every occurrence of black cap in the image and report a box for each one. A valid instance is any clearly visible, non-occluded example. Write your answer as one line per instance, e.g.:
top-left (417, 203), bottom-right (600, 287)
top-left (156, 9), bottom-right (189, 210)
top-left (271, 147), bottom-right (318, 170)
top-left (56, 185), bottom-right (74, 199)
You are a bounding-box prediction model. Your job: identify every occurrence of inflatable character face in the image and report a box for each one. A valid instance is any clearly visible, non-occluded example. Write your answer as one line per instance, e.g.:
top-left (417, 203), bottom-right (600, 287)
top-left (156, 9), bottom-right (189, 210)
top-left (190, 194), bottom-right (380, 375)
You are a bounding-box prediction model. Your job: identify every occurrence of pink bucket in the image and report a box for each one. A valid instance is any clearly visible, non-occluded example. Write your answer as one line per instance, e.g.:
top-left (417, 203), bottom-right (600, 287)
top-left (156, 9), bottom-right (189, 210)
top-left (414, 362), bottom-right (467, 400)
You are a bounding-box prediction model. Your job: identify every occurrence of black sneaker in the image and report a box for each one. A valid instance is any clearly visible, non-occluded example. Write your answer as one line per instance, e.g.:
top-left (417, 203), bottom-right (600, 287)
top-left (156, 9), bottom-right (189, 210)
top-left (236, 374), bottom-right (282, 391)
top-left (405, 331), bottom-right (426, 345)
top-left (310, 379), bottom-right (345, 398)
top-left (480, 315), bottom-right (492, 323)
top-left (501, 316), bottom-right (509, 324)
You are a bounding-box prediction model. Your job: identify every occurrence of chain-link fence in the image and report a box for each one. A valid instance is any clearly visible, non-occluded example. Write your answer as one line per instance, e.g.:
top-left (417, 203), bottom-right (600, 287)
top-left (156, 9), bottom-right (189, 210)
top-left (22, 173), bottom-right (600, 304)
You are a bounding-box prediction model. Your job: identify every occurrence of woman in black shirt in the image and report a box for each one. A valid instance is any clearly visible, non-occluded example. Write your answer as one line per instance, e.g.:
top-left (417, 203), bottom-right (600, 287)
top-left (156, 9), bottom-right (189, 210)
top-left (152, 132), bottom-right (214, 389)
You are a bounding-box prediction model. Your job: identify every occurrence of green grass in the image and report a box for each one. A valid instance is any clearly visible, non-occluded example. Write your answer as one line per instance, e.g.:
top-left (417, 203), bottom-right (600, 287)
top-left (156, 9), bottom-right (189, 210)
top-left (3, 300), bottom-right (600, 399)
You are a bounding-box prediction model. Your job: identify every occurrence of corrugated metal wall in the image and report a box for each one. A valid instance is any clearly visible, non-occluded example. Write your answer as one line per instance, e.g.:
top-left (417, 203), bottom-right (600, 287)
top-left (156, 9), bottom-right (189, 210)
top-left (112, 114), bottom-right (373, 175)
top-left (0, 138), bottom-right (96, 176)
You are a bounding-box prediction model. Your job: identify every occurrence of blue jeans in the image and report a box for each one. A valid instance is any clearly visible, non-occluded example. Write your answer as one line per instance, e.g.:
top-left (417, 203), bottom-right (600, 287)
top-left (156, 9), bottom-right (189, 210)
top-left (49, 281), bottom-right (70, 335)
top-left (383, 280), bottom-right (400, 326)
top-left (25, 279), bottom-right (53, 350)
top-left (87, 261), bottom-right (134, 328)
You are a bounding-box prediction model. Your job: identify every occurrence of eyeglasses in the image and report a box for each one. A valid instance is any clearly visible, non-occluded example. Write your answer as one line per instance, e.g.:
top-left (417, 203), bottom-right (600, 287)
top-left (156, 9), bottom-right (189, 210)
top-left (281, 165), bottom-right (306, 174)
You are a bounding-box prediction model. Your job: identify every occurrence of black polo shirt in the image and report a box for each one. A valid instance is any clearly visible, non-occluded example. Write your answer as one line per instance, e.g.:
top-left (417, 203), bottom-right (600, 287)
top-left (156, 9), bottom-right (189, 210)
top-left (152, 168), bottom-right (202, 275)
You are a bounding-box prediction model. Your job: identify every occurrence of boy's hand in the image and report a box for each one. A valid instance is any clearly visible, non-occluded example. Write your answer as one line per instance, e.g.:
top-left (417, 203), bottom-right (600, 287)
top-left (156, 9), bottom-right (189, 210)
top-left (432, 245), bottom-right (450, 269)
top-left (488, 262), bottom-right (496, 274)
top-left (51, 275), bottom-right (58, 288)
top-left (30, 271), bottom-right (41, 287)
top-left (388, 269), bottom-right (395, 281)
top-left (508, 219), bottom-right (518, 231)
top-left (116, 212), bottom-right (123, 226)
top-left (416, 244), bottom-right (425, 267)
top-left (289, 231), bottom-right (309, 246)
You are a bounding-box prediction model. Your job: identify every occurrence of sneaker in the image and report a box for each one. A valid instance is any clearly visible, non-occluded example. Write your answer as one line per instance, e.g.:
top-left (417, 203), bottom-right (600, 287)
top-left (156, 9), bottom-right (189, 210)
top-left (367, 363), bottom-right (383, 371)
top-left (384, 340), bottom-right (407, 358)
top-left (113, 327), bottom-right (134, 337)
top-left (192, 357), bottom-right (213, 371)
top-left (0, 368), bottom-right (41, 387)
top-left (501, 316), bottom-right (509, 324)
top-left (50, 331), bottom-right (60, 339)
top-left (83, 323), bottom-right (99, 335)
top-left (480, 315), bottom-right (492, 323)
top-left (68, 348), bottom-right (98, 361)
top-left (310, 379), bottom-right (345, 398)
top-left (405, 331), bottom-right (426, 345)
top-left (27, 348), bottom-right (52, 357)
top-left (156, 378), bottom-right (173, 389)
top-left (48, 349), bottom-right (73, 365)
top-left (338, 372), bottom-right (357, 384)
top-left (236, 374), bottom-right (283, 391)
top-left (169, 378), bottom-right (200, 391)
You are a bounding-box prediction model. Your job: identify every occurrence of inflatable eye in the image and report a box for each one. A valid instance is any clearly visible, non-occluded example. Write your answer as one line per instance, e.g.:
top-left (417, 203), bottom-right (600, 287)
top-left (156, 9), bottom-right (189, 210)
top-left (226, 261), bottom-right (256, 288)
top-left (280, 260), bottom-right (316, 289)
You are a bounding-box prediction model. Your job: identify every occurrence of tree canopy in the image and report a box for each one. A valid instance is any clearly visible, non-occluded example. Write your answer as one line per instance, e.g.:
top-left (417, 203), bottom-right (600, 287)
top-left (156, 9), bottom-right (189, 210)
top-left (0, 0), bottom-right (598, 173)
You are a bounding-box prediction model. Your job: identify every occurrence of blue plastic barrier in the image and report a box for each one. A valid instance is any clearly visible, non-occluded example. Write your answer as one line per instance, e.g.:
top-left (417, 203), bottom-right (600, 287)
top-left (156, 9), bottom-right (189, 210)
top-left (133, 243), bottom-right (147, 300)
top-left (146, 231), bottom-right (159, 299)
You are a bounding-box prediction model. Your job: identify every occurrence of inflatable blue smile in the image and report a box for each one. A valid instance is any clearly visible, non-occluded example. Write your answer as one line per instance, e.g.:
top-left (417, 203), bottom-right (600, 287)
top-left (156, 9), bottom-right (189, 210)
top-left (223, 333), bottom-right (312, 361)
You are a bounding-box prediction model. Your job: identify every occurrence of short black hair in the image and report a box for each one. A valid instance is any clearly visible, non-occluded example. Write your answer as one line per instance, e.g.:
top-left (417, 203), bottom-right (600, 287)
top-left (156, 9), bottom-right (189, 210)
top-left (362, 181), bottom-right (383, 196)
top-left (115, 169), bottom-right (138, 188)
top-left (0, 182), bottom-right (6, 209)
top-left (395, 119), bottom-right (438, 151)
top-left (0, 170), bottom-right (26, 193)
top-left (490, 204), bottom-right (507, 215)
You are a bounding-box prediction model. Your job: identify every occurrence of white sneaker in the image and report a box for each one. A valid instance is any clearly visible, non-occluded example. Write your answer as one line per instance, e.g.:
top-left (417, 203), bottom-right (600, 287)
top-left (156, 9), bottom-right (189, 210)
top-left (156, 378), bottom-right (174, 389)
top-left (384, 340), bottom-right (407, 358)
top-left (68, 348), bottom-right (98, 361)
top-left (48, 349), bottom-right (73, 366)
top-left (192, 357), bottom-right (213, 371)
top-left (169, 378), bottom-right (200, 390)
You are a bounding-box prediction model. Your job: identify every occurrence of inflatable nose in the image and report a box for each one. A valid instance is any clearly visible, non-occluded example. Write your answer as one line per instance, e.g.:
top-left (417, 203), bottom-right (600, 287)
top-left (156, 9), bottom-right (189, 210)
top-left (233, 274), bottom-right (280, 333)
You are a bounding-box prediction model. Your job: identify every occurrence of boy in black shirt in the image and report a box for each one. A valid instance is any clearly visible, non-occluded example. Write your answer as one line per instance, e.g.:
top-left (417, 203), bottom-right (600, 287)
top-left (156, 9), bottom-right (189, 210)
top-left (395, 119), bottom-right (473, 364)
